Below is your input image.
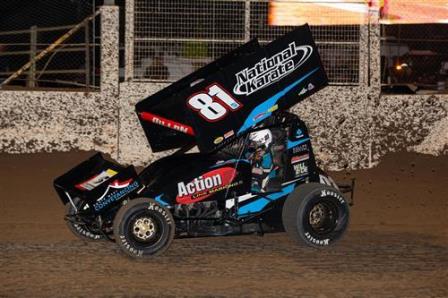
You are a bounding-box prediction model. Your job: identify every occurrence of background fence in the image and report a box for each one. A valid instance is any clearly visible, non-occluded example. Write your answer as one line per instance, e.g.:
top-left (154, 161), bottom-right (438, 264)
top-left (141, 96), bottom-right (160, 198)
top-left (0, 0), bottom-right (100, 90)
top-left (381, 24), bottom-right (448, 94)
top-left (132, 0), bottom-right (362, 85)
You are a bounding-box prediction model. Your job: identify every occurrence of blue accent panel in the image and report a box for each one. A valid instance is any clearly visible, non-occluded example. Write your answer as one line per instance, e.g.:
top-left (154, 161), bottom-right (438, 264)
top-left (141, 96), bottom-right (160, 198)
top-left (287, 137), bottom-right (310, 149)
top-left (268, 170), bottom-right (277, 178)
top-left (261, 153), bottom-right (273, 169)
top-left (155, 194), bottom-right (169, 206)
top-left (237, 68), bottom-right (320, 134)
top-left (238, 183), bottom-right (295, 216)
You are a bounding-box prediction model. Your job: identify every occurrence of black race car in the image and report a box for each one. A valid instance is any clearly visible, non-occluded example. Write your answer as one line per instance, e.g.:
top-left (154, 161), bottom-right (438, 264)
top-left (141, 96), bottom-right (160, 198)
top-left (54, 25), bottom-right (353, 258)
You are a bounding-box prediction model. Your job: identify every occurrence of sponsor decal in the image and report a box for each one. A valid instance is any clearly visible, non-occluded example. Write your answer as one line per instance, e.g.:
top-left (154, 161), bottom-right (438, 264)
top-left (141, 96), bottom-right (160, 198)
top-left (213, 136), bottom-right (224, 144)
top-left (225, 193), bottom-right (257, 209)
top-left (268, 104), bottom-right (279, 113)
top-left (253, 105), bottom-right (279, 121)
top-left (139, 111), bottom-right (195, 136)
top-left (93, 180), bottom-right (140, 211)
top-left (176, 167), bottom-right (240, 204)
top-left (292, 144), bottom-right (308, 153)
top-left (214, 130), bottom-right (235, 145)
top-left (298, 82), bottom-right (315, 97)
top-left (291, 153), bottom-right (309, 164)
top-left (308, 82), bottom-right (315, 91)
top-left (293, 163), bottom-right (308, 177)
top-left (233, 42), bottom-right (313, 96)
top-left (296, 128), bottom-right (304, 138)
top-left (76, 169), bottom-right (118, 191)
top-left (254, 111), bottom-right (268, 121)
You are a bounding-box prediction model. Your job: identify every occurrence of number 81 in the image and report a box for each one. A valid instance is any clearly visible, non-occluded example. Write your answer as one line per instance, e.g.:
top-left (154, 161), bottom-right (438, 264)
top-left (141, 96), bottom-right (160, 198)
top-left (187, 84), bottom-right (242, 121)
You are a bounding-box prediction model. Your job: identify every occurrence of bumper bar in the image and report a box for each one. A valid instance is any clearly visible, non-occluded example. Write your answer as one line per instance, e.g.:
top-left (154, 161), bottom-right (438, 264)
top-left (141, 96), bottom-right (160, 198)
top-left (338, 178), bottom-right (355, 206)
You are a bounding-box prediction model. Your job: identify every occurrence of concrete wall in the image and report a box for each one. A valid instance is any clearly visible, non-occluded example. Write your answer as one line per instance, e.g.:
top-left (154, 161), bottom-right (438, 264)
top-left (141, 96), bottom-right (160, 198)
top-left (1, 5), bottom-right (447, 171)
top-left (116, 84), bottom-right (447, 170)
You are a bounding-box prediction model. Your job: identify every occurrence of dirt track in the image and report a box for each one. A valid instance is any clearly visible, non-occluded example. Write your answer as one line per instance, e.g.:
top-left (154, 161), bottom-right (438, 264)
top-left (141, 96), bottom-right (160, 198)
top-left (0, 152), bottom-right (447, 297)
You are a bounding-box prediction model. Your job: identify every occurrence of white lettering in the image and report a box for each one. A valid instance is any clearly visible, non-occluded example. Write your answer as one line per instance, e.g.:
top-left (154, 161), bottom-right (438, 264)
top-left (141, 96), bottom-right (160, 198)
top-left (177, 174), bottom-right (223, 197)
top-left (234, 43), bottom-right (313, 96)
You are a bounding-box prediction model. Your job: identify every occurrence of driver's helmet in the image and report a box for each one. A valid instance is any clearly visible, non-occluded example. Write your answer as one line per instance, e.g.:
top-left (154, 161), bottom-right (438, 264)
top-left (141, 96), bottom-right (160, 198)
top-left (249, 129), bottom-right (273, 149)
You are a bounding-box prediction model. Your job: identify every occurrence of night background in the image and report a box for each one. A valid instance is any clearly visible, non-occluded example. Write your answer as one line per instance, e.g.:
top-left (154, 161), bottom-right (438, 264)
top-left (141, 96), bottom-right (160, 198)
top-left (0, 0), bottom-right (101, 30)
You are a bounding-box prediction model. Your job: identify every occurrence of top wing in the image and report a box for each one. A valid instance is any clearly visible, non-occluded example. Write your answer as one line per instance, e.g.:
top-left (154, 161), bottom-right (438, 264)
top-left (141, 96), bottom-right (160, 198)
top-left (136, 39), bottom-right (260, 152)
top-left (136, 24), bottom-right (328, 153)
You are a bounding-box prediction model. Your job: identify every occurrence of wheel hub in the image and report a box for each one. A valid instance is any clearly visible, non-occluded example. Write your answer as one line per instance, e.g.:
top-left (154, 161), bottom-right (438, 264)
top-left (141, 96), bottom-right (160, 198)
top-left (132, 217), bottom-right (156, 241)
top-left (309, 203), bottom-right (326, 226)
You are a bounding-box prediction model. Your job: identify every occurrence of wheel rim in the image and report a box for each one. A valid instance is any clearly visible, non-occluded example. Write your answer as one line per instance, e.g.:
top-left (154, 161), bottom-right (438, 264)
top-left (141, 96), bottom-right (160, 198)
top-left (132, 217), bottom-right (156, 241)
top-left (128, 211), bottom-right (164, 246)
top-left (308, 199), bottom-right (338, 235)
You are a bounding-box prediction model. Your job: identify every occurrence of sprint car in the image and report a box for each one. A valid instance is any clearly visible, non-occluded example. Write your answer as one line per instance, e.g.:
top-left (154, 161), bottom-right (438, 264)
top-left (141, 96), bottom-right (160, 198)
top-left (54, 25), bottom-right (353, 258)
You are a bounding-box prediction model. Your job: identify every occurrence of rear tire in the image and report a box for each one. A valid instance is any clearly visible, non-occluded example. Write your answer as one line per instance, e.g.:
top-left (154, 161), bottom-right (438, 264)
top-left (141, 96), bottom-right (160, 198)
top-left (65, 198), bottom-right (105, 241)
top-left (282, 183), bottom-right (349, 247)
top-left (113, 198), bottom-right (175, 258)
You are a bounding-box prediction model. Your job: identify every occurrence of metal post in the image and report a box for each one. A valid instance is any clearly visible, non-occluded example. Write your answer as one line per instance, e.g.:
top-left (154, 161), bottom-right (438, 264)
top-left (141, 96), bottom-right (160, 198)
top-left (85, 22), bottom-right (91, 89)
top-left (244, 0), bottom-right (251, 42)
top-left (124, 0), bottom-right (135, 81)
top-left (92, 5), bottom-right (96, 87)
top-left (28, 25), bottom-right (37, 87)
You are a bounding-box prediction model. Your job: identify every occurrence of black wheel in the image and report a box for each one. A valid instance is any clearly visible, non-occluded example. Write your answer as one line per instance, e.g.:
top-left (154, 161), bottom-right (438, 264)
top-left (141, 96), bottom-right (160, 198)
top-left (113, 198), bottom-right (175, 258)
top-left (65, 198), bottom-right (105, 241)
top-left (282, 183), bottom-right (349, 247)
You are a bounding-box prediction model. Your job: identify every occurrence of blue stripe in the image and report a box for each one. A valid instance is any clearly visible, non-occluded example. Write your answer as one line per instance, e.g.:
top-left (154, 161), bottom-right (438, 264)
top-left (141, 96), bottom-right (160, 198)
top-left (155, 194), bottom-right (169, 206)
top-left (287, 137), bottom-right (310, 149)
top-left (238, 183), bottom-right (295, 216)
top-left (237, 68), bottom-right (320, 134)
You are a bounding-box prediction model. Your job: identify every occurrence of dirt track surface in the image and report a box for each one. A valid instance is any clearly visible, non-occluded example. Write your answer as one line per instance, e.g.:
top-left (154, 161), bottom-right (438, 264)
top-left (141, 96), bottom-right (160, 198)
top-left (1, 152), bottom-right (447, 297)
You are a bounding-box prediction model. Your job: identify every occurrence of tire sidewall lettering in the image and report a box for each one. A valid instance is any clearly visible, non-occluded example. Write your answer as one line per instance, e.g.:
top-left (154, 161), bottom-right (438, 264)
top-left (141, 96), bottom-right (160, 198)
top-left (320, 189), bottom-right (346, 205)
top-left (148, 202), bottom-right (172, 225)
top-left (73, 224), bottom-right (101, 240)
top-left (119, 235), bottom-right (143, 256)
top-left (304, 232), bottom-right (330, 246)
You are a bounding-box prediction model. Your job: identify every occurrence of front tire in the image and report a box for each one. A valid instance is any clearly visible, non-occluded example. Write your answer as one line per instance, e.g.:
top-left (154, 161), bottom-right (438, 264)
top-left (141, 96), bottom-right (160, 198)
top-left (113, 198), bottom-right (175, 258)
top-left (282, 183), bottom-right (349, 247)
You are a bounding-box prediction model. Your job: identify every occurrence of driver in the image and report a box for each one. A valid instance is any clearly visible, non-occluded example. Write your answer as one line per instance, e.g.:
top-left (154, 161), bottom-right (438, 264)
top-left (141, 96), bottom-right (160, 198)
top-left (247, 129), bottom-right (276, 193)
